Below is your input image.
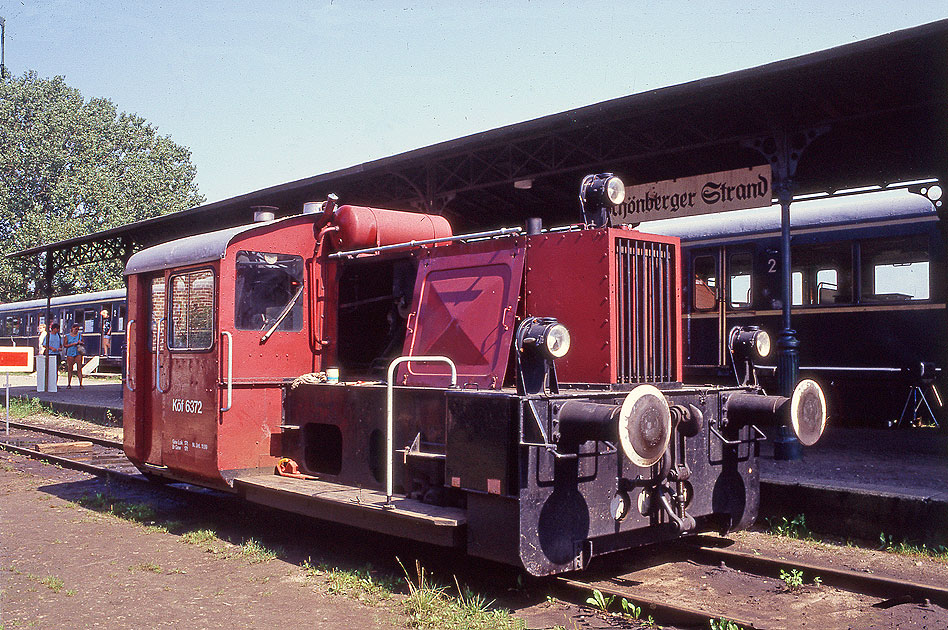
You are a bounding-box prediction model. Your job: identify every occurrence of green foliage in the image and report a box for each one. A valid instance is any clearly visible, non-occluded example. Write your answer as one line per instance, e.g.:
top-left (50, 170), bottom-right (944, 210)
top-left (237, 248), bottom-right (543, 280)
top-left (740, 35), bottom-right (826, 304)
top-left (77, 492), bottom-right (156, 522)
top-left (779, 568), bottom-right (804, 590)
top-left (39, 575), bottom-right (64, 592)
top-left (238, 538), bottom-right (281, 563)
top-left (585, 589), bottom-right (614, 612)
top-left (619, 597), bottom-right (641, 619)
top-left (879, 532), bottom-right (948, 560)
top-left (396, 558), bottom-right (522, 629)
top-left (768, 514), bottom-right (812, 540)
top-left (0, 71), bottom-right (204, 300)
top-left (710, 618), bottom-right (745, 630)
top-left (181, 528), bottom-right (217, 546)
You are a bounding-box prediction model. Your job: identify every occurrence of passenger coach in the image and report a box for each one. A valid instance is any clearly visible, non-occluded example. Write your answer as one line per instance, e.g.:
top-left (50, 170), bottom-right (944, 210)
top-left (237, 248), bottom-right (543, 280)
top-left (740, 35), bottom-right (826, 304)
top-left (642, 188), bottom-right (946, 428)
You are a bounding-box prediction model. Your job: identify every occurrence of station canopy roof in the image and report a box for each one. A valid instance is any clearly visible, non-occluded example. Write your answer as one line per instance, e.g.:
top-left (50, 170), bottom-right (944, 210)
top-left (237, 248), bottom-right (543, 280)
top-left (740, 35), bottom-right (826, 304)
top-left (11, 18), bottom-right (948, 269)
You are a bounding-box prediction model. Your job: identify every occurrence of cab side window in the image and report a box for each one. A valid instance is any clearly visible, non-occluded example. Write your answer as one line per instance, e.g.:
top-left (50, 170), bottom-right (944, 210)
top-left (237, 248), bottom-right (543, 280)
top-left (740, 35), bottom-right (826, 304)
top-left (169, 270), bottom-right (215, 350)
top-left (234, 251), bottom-right (304, 332)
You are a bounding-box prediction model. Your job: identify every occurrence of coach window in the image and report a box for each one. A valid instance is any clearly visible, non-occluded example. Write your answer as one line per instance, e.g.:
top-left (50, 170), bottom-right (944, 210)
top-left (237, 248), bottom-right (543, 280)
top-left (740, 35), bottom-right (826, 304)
top-left (861, 235), bottom-right (930, 302)
top-left (727, 253), bottom-right (753, 309)
top-left (235, 251), bottom-right (304, 332)
top-left (693, 255), bottom-right (718, 311)
top-left (168, 270), bottom-right (215, 350)
top-left (791, 243), bottom-right (851, 306)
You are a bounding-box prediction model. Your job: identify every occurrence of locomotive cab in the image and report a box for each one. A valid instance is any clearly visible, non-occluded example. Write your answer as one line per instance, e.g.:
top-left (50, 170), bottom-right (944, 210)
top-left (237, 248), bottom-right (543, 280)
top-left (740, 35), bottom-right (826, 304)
top-left (123, 215), bottom-right (325, 487)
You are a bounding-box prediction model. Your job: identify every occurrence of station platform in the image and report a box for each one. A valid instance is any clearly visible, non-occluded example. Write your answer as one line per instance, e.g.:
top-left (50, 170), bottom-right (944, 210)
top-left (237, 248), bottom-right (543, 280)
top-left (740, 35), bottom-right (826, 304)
top-left (3, 373), bottom-right (122, 425)
top-left (759, 427), bottom-right (948, 546)
top-left (4, 373), bottom-right (945, 545)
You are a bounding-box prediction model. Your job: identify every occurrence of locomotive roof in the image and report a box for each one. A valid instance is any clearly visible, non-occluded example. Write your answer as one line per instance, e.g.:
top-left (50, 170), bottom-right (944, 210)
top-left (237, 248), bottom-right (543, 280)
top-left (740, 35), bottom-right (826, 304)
top-left (638, 190), bottom-right (937, 245)
top-left (124, 218), bottom-right (297, 276)
top-left (0, 288), bottom-right (126, 313)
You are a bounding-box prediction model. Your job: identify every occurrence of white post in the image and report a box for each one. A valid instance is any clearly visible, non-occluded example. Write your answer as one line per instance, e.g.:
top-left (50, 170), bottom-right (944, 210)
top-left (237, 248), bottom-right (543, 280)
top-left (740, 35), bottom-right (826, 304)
top-left (5, 371), bottom-right (9, 435)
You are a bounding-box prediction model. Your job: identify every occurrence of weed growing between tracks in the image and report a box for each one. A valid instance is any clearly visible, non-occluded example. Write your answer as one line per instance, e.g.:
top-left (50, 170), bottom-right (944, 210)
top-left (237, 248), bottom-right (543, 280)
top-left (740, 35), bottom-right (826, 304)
top-left (8, 397), bottom-right (52, 419)
top-left (879, 532), bottom-right (948, 561)
top-left (768, 513), bottom-right (948, 563)
top-left (767, 514), bottom-right (813, 540)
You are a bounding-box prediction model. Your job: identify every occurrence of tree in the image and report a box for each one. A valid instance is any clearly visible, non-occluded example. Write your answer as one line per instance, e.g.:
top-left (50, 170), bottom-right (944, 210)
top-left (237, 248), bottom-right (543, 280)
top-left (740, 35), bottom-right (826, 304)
top-left (0, 71), bottom-right (204, 301)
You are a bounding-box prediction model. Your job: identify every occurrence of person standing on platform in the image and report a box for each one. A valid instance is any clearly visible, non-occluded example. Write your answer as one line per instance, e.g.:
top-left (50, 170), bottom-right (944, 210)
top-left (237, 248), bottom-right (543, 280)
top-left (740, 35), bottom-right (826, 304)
top-left (64, 323), bottom-right (84, 389)
top-left (100, 309), bottom-right (111, 356)
top-left (37, 322), bottom-right (47, 356)
top-left (44, 322), bottom-right (63, 384)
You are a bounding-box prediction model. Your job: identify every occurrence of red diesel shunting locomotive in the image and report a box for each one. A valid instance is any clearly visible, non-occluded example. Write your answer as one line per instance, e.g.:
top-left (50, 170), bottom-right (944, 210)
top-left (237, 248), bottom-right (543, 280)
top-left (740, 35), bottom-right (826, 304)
top-left (123, 174), bottom-right (826, 576)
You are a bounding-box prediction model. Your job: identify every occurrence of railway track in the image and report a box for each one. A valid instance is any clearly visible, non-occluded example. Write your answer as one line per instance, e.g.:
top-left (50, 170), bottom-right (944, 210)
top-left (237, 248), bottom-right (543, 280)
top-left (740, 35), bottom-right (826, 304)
top-left (553, 537), bottom-right (948, 630)
top-left (0, 420), bottom-right (139, 480)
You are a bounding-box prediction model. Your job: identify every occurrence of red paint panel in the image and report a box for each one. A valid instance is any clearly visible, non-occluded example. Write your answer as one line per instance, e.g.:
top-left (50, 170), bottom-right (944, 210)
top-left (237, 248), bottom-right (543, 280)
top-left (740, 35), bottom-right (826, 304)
top-left (525, 228), bottom-right (683, 385)
top-left (526, 230), bottom-right (614, 383)
top-left (400, 238), bottom-right (525, 389)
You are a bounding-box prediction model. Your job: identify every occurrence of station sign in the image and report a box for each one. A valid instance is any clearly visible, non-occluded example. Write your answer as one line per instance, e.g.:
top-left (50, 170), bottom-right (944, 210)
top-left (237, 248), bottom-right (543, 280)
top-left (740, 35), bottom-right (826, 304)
top-left (611, 165), bottom-right (772, 223)
top-left (0, 347), bottom-right (34, 373)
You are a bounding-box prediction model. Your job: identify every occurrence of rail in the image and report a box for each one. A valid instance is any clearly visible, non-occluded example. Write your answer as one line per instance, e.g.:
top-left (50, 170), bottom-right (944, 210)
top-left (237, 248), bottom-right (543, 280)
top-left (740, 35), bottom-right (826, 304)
top-left (385, 355), bottom-right (457, 504)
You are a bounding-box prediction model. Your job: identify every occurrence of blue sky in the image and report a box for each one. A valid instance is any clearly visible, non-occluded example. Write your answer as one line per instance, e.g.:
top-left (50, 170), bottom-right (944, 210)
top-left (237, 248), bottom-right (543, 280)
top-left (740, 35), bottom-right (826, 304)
top-left (3, 1), bottom-right (947, 204)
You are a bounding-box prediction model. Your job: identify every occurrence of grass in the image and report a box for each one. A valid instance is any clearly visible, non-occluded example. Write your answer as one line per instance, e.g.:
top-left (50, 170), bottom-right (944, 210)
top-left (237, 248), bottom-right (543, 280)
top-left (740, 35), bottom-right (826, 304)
top-left (398, 558), bottom-right (523, 630)
top-left (130, 562), bottom-right (163, 573)
top-left (303, 560), bottom-right (398, 604)
top-left (8, 397), bottom-right (49, 419)
top-left (181, 528), bottom-right (217, 546)
top-left (77, 493), bottom-right (156, 523)
top-left (879, 532), bottom-right (948, 561)
top-left (238, 538), bottom-right (281, 564)
top-left (767, 513), bottom-right (948, 564)
top-left (710, 619), bottom-right (745, 630)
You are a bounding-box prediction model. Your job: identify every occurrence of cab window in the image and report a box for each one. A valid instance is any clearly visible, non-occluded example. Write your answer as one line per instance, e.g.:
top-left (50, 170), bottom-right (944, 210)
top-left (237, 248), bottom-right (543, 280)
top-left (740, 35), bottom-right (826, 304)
top-left (235, 251), bottom-right (304, 332)
top-left (169, 270), bottom-right (214, 350)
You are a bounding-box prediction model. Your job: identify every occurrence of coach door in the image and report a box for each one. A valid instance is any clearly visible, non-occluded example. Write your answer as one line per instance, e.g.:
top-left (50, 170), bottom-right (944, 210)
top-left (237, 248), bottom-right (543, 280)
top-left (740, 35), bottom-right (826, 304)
top-left (690, 248), bottom-right (755, 368)
top-left (690, 250), bottom-right (726, 366)
top-left (147, 268), bottom-right (219, 479)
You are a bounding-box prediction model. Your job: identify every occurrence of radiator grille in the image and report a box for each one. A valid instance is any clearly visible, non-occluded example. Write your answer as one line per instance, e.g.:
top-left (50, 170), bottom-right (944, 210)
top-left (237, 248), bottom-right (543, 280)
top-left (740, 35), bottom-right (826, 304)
top-left (615, 237), bottom-right (677, 383)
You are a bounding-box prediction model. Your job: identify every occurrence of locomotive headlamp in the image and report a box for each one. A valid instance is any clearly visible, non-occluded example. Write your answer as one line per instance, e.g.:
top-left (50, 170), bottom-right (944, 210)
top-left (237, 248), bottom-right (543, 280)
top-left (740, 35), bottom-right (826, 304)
top-left (729, 325), bottom-right (771, 360)
top-left (516, 317), bottom-right (570, 395)
top-left (518, 318), bottom-right (571, 359)
top-left (579, 173), bottom-right (626, 228)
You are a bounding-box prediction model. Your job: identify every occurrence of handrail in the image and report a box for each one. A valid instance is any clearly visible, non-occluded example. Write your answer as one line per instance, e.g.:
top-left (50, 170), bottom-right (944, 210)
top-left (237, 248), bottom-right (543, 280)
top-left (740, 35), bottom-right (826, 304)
top-left (125, 319), bottom-right (135, 392)
top-left (156, 317), bottom-right (168, 393)
top-left (221, 331), bottom-right (233, 412)
top-left (329, 227), bottom-right (522, 259)
top-left (385, 355), bottom-right (457, 504)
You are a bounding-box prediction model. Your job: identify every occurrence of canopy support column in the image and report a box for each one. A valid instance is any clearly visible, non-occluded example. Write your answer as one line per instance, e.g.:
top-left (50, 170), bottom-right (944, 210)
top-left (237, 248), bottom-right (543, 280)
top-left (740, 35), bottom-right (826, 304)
top-left (749, 127), bottom-right (827, 459)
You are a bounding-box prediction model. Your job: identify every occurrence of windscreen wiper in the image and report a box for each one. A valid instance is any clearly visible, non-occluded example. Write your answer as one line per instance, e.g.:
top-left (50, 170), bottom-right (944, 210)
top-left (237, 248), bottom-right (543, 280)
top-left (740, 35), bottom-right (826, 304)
top-left (260, 283), bottom-right (305, 344)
